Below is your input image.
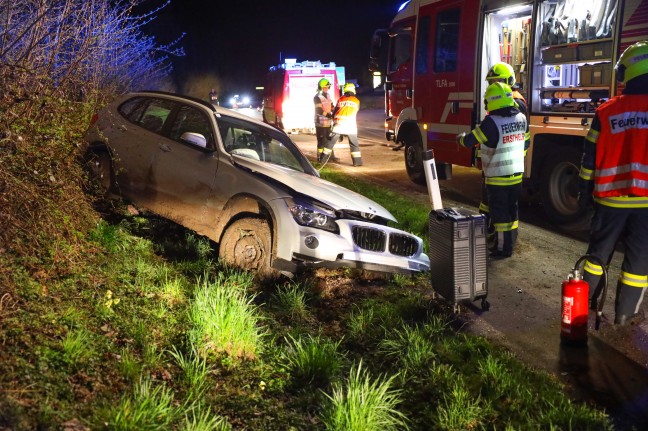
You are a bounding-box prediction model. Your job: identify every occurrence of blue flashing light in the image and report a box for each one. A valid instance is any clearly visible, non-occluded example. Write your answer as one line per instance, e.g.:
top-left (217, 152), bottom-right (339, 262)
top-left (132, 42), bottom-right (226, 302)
top-left (397, 1), bottom-right (411, 12)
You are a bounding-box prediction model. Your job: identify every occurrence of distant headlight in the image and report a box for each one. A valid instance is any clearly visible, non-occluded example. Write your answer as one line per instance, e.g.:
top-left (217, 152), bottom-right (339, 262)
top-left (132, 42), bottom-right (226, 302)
top-left (285, 198), bottom-right (338, 233)
top-left (242, 96), bottom-right (251, 105)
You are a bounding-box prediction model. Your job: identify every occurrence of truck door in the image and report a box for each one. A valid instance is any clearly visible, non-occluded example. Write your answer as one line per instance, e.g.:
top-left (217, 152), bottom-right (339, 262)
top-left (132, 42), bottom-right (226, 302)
top-left (414, 1), bottom-right (479, 167)
top-left (385, 18), bottom-right (415, 139)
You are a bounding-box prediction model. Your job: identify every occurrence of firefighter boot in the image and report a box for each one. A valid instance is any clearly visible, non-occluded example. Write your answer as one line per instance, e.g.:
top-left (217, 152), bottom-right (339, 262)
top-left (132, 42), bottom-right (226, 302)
top-left (614, 277), bottom-right (646, 325)
top-left (320, 147), bottom-right (335, 164)
top-left (352, 155), bottom-right (363, 167)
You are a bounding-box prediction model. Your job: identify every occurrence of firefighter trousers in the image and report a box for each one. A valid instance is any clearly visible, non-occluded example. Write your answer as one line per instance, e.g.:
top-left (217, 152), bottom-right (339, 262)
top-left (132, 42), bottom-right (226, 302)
top-left (479, 172), bottom-right (495, 243)
top-left (583, 205), bottom-right (648, 323)
top-left (321, 133), bottom-right (363, 166)
top-left (315, 126), bottom-right (335, 161)
top-left (486, 182), bottom-right (521, 256)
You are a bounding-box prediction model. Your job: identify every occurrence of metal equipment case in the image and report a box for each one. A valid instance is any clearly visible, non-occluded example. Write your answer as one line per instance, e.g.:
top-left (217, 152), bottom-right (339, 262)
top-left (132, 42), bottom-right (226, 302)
top-left (423, 150), bottom-right (489, 312)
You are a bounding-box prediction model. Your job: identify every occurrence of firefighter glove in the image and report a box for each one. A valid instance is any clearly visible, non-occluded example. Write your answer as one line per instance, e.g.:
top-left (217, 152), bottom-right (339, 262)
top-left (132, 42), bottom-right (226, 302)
top-left (456, 132), bottom-right (466, 147)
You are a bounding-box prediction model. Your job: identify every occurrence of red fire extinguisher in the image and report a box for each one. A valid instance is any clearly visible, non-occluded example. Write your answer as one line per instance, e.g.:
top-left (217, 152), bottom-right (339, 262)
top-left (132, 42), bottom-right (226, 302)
top-left (561, 255), bottom-right (608, 344)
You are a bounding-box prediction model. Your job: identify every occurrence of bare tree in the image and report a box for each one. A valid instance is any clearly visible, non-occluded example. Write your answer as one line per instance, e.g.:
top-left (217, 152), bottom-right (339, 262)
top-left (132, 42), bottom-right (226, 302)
top-left (0, 0), bottom-right (184, 123)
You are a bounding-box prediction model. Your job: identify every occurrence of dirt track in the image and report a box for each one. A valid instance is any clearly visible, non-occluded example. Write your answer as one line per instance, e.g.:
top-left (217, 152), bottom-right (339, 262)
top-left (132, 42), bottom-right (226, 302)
top-left (286, 106), bottom-right (648, 430)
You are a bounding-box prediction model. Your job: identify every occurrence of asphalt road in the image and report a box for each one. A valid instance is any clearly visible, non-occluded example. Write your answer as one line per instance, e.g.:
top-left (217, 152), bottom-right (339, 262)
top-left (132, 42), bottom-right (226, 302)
top-left (281, 107), bottom-right (648, 430)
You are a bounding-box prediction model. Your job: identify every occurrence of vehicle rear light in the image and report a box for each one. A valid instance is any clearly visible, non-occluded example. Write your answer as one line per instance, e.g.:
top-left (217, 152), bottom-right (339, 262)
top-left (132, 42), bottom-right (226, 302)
top-left (89, 113), bottom-right (99, 126)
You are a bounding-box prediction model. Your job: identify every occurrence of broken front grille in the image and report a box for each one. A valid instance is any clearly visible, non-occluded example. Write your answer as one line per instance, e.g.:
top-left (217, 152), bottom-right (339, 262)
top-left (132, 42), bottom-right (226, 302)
top-left (352, 227), bottom-right (419, 257)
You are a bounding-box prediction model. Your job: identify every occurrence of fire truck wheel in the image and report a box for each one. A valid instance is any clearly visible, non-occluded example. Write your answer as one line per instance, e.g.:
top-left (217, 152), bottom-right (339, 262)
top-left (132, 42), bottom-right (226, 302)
top-left (539, 147), bottom-right (588, 226)
top-left (404, 132), bottom-right (426, 185)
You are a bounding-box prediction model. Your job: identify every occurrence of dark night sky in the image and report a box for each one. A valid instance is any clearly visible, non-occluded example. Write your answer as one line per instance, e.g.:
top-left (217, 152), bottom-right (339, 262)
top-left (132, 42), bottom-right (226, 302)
top-left (147, 0), bottom-right (402, 94)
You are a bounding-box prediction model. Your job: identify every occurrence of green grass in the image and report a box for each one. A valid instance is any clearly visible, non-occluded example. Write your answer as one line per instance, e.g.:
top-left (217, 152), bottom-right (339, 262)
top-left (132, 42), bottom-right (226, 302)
top-left (272, 281), bottom-right (310, 321)
top-left (187, 272), bottom-right (265, 363)
top-left (281, 334), bottom-right (344, 388)
top-left (320, 361), bottom-right (409, 431)
top-left (107, 377), bottom-right (178, 430)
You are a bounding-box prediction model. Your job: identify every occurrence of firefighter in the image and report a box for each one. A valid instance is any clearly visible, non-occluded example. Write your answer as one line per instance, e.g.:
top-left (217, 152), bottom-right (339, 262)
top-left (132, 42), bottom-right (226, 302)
top-left (321, 82), bottom-right (363, 167)
top-left (458, 82), bottom-right (529, 258)
top-left (477, 62), bottom-right (528, 246)
top-left (314, 78), bottom-right (337, 162)
top-left (578, 41), bottom-right (648, 326)
top-left (485, 62), bottom-right (527, 114)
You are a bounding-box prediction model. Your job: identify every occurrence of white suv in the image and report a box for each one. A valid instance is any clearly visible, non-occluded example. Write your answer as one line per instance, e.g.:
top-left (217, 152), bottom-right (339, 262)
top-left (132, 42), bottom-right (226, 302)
top-left (84, 91), bottom-right (430, 277)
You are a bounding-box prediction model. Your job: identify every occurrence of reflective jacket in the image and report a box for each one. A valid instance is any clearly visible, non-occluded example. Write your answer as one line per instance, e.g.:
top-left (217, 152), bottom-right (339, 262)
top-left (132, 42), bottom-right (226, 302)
top-left (460, 107), bottom-right (529, 181)
top-left (314, 91), bottom-right (333, 127)
top-left (332, 94), bottom-right (360, 135)
top-left (580, 90), bottom-right (648, 208)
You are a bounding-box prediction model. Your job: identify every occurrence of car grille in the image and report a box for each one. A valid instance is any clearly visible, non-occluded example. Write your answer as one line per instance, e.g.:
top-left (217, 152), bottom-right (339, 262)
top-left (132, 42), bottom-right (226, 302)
top-left (352, 227), bottom-right (419, 257)
top-left (388, 233), bottom-right (419, 257)
top-left (352, 226), bottom-right (386, 252)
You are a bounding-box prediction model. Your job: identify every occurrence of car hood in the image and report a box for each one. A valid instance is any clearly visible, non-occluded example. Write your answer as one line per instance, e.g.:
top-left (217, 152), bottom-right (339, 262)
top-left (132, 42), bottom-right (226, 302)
top-left (232, 155), bottom-right (396, 222)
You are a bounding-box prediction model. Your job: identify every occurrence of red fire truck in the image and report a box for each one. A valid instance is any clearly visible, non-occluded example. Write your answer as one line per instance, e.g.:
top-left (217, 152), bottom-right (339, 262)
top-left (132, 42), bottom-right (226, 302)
top-left (263, 59), bottom-right (342, 134)
top-left (370, 0), bottom-right (648, 225)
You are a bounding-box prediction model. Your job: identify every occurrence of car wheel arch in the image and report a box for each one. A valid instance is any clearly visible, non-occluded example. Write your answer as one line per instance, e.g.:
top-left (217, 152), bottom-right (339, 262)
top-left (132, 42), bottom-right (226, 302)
top-left (215, 194), bottom-right (277, 250)
top-left (85, 143), bottom-right (116, 196)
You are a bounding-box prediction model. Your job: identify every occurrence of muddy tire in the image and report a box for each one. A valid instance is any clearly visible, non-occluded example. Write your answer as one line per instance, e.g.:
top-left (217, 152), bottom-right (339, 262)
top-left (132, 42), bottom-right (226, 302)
top-left (540, 147), bottom-right (588, 226)
top-left (87, 150), bottom-right (113, 196)
top-left (218, 218), bottom-right (279, 278)
top-left (404, 131), bottom-right (426, 185)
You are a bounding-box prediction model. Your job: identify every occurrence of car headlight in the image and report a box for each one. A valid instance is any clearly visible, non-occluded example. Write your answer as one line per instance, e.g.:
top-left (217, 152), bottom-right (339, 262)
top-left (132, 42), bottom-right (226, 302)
top-left (286, 198), bottom-right (338, 233)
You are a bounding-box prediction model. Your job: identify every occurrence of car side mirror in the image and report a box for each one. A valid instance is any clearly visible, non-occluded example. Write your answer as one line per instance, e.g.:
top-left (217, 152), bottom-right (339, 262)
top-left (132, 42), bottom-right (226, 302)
top-left (180, 132), bottom-right (207, 148)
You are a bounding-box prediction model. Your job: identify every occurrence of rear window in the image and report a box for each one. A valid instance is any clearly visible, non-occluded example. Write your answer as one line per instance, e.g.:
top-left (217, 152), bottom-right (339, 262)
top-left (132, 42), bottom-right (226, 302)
top-left (138, 99), bottom-right (175, 133)
top-left (118, 97), bottom-right (146, 122)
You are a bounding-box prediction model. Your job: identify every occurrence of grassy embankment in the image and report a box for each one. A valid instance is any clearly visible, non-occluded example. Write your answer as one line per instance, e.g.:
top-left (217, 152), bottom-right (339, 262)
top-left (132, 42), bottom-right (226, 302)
top-left (0, 99), bottom-right (613, 430)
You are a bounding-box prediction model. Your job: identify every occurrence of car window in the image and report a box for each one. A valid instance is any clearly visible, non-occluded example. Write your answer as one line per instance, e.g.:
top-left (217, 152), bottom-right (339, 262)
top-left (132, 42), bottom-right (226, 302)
top-left (168, 105), bottom-right (214, 149)
top-left (119, 97), bottom-right (147, 122)
top-left (136, 98), bottom-right (176, 134)
top-left (217, 116), bottom-right (308, 172)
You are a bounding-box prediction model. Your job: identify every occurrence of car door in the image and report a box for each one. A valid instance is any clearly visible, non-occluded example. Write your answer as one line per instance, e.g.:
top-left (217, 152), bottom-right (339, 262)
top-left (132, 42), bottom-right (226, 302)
top-left (146, 103), bottom-right (223, 236)
top-left (111, 97), bottom-right (177, 200)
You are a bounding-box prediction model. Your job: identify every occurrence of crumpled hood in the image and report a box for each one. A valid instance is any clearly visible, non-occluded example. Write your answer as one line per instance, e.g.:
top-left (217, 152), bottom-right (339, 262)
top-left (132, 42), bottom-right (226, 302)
top-left (232, 155), bottom-right (396, 222)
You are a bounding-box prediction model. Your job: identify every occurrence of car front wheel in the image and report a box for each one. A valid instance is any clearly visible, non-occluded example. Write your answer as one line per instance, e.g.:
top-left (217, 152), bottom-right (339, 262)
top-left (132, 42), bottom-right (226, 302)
top-left (218, 218), bottom-right (279, 278)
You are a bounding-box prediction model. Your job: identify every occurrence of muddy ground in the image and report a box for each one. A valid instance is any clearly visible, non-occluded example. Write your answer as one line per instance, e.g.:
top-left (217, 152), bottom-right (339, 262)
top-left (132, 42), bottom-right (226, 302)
top-left (277, 105), bottom-right (648, 430)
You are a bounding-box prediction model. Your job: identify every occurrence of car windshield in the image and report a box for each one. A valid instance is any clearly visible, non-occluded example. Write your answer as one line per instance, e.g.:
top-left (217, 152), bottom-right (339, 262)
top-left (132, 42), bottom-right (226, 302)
top-left (216, 114), bottom-right (309, 173)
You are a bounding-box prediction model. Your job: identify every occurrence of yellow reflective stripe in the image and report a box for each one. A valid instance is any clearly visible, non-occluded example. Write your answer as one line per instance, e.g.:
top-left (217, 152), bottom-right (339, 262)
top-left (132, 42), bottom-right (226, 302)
top-left (594, 196), bottom-right (648, 208)
top-left (322, 148), bottom-right (332, 155)
top-left (350, 151), bottom-right (361, 157)
top-left (586, 128), bottom-right (599, 144)
top-left (485, 174), bottom-right (523, 186)
top-left (619, 271), bottom-right (648, 288)
top-left (474, 127), bottom-right (488, 144)
top-left (493, 220), bottom-right (518, 232)
top-left (479, 202), bottom-right (489, 213)
top-left (525, 131), bottom-right (530, 140)
top-left (579, 167), bottom-right (593, 181)
top-left (584, 260), bottom-right (603, 276)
